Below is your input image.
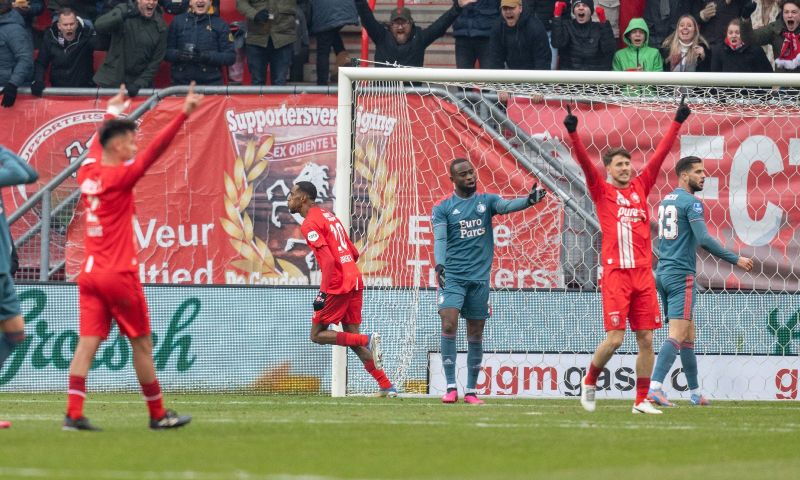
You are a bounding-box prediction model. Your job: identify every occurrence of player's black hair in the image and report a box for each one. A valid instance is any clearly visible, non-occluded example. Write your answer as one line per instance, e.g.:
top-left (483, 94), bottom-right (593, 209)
top-left (98, 119), bottom-right (137, 147)
top-left (675, 156), bottom-right (703, 177)
top-left (449, 157), bottom-right (471, 176)
top-left (601, 148), bottom-right (631, 166)
top-left (295, 181), bottom-right (318, 201)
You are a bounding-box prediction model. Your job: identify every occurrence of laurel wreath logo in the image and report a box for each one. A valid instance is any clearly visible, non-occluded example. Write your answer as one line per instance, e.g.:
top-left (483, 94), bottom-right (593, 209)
top-left (352, 140), bottom-right (400, 274)
top-left (221, 137), bottom-right (304, 278)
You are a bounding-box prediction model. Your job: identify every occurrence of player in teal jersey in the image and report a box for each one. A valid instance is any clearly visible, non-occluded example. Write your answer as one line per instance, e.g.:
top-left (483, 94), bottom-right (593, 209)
top-left (432, 158), bottom-right (546, 404)
top-left (0, 145), bottom-right (39, 429)
top-left (648, 156), bottom-right (753, 407)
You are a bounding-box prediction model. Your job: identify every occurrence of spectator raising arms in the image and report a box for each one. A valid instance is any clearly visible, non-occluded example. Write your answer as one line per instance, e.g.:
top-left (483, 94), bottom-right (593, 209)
top-left (743, 0), bottom-right (800, 72)
top-left (661, 14), bottom-right (711, 72)
top-left (551, 0), bottom-right (617, 71)
top-left (32, 8), bottom-right (97, 95)
top-left (613, 17), bottom-right (663, 71)
top-left (487, 0), bottom-right (551, 70)
top-left (166, 0), bottom-right (235, 85)
top-left (354, 0), bottom-right (477, 68)
top-left (93, 0), bottom-right (168, 97)
top-left (711, 17), bottom-right (772, 71)
top-left (0, 0), bottom-right (33, 108)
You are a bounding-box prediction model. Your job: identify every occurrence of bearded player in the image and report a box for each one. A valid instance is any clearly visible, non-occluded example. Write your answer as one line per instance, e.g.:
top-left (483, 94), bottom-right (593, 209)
top-left (288, 181), bottom-right (396, 397)
top-left (64, 84), bottom-right (202, 431)
top-left (563, 98), bottom-right (691, 414)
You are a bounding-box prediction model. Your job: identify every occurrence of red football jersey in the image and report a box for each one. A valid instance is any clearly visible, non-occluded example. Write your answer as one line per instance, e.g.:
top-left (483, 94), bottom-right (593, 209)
top-left (568, 122), bottom-right (681, 271)
top-left (77, 112), bottom-right (187, 273)
top-left (301, 206), bottom-right (363, 294)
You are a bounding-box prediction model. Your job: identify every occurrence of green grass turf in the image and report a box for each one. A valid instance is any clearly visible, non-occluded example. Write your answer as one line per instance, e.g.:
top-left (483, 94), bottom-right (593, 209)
top-left (0, 393), bottom-right (798, 480)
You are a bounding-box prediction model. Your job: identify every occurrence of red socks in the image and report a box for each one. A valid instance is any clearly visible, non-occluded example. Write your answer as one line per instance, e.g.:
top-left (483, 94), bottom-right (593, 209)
top-left (363, 359), bottom-right (392, 389)
top-left (141, 380), bottom-right (166, 420)
top-left (66, 375), bottom-right (86, 420)
top-left (335, 332), bottom-right (368, 347)
top-left (585, 362), bottom-right (603, 386)
top-left (636, 377), bottom-right (651, 404)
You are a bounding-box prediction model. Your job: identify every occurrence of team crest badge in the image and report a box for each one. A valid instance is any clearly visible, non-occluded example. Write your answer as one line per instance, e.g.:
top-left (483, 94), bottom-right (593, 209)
top-left (476, 203), bottom-right (486, 213)
top-left (631, 192), bottom-right (640, 203)
top-left (438, 295), bottom-right (445, 304)
top-left (693, 202), bottom-right (703, 213)
top-left (610, 314), bottom-right (620, 327)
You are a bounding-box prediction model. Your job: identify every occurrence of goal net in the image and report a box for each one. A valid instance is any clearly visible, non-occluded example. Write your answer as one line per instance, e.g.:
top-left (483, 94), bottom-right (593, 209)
top-left (337, 68), bottom-right (800, 401)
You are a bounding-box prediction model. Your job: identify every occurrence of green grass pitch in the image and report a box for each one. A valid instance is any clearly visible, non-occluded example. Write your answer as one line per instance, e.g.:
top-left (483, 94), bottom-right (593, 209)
top-left (1, 393), bottom-right (798, 480)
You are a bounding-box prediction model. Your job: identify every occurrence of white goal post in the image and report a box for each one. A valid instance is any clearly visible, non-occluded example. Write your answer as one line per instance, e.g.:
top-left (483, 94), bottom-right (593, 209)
top-left (333, 67), bottom-right (800, 399)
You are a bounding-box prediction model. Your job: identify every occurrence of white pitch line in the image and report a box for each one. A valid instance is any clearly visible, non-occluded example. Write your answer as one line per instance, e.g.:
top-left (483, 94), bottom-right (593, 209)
top-left (0, 467), bottom-right (368, 480)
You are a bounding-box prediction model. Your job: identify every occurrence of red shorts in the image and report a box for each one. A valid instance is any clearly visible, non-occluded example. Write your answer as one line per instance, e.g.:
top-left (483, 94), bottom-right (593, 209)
top-left (600, 267), bottom-right (662, 332)
top-left (78, 271), bottom-right (151, 339)
top-left (312, 289), bottom-right (363, 326)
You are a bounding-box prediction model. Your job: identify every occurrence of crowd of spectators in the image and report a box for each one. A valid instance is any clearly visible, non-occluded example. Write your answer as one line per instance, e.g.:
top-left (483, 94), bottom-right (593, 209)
top-left (1, 0), bottom-right (799, 107)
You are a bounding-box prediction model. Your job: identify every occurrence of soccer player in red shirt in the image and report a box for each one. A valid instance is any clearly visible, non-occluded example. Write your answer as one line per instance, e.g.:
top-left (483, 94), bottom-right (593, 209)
top-left (287, 181), bottom-right (396, 396)
top-left (63, 84), bottom-right (203, 431)
top-left (563, 98), bottom-right (691, 414)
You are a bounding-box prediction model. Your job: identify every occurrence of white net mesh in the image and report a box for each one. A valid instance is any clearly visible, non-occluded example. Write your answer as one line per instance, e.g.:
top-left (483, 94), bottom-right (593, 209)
top-left (342, 70), bottom-right (800, 400)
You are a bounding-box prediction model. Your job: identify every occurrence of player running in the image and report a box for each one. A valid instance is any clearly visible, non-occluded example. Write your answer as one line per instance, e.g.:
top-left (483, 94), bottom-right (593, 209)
top-left (563, 98), bottom-right (691, 414)
top-left (433, 158), bottom-right (547, 404)
top-left (648, 156), bottom-right (753, 407)
top-left (0, 146), bottom-right (39, 429)
top-left (64, 84), bottom-right (202, 431)
top-left (287, 181), bottom-right (396, 397)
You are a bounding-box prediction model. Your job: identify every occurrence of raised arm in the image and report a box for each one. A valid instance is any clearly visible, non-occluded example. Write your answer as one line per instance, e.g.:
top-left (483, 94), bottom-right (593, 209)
top-left (563, 108), bottom-right (603, 188)
top-left (419, 0), bottom-right (470, 47)
top-left (0, 146), bottom-right (39, 188)
top-left (354, 0), bottom-right (388, 45)
top-left (639, 99), bottom-right (691, 191)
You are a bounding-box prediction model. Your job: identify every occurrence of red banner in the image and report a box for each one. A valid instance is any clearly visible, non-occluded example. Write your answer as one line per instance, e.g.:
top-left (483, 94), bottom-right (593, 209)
top-left (509, 98), bottom-right (800, 290)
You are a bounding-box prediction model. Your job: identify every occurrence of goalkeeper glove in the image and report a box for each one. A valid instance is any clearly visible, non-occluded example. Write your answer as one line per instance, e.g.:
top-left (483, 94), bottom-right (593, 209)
top-left (435, 264), bottom-right (445, 289)
top-left (528, 183), bottom-right (546, 205)
top-left (313, 291), bottom-right (327, 311)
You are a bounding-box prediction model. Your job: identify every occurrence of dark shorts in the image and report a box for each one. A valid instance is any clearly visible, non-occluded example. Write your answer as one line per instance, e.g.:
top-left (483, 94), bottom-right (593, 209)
top-left (78, 271), bottom-right (151, 339)
top-left (600, 268), bottom-right (662, 331)
top-left (0, 273), bottom-right (21, 321)
top-left (312, 289), bottom-right (363, 326)
top-left (656, 273), bottom-right (696, 321)
top-left (437, 278), bottom-right (490, 320)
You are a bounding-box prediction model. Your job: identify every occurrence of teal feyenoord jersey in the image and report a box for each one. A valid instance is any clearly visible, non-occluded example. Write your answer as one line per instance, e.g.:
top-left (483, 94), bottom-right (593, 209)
top-left (656, 187), bottom-right (738, 275)
top-left (432, 192), bottom-right (503, 282)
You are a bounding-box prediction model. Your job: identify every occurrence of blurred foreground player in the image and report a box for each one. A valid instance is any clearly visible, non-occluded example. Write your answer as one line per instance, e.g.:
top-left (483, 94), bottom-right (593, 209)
top-left (64, 83), bottom-right (203, 431)
top-left (288, 181), bottom-right (396, 397)
top-left (0, 145), bottom-right (39, 429)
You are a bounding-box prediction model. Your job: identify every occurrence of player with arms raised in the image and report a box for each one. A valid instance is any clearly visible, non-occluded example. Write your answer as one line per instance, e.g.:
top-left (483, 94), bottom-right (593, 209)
top-left (287, 181), bottom-right (396, 397)
top-left (647, 156), bottom-right (753, 407)
top-left (433, 158), bottom-right (546, 404)
top-left (563, 98), bottom-right (691, 414)
top-left (64, 84), bottom-right (202, 431)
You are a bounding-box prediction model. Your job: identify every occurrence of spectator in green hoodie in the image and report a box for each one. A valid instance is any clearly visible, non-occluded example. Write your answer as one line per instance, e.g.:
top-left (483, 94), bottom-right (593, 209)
top-left (613, 17), bottom-right (664, 72)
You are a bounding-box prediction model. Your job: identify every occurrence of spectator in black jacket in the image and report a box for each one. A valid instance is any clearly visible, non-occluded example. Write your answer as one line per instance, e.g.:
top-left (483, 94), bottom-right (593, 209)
top-left (643, 0), bottom-right (692, 48)
top-left (551, 0), bottom-right (616, 70)
top-left (31, 8), bottom-right (96, 95)
top-left (488, 0), bottom-right (551, 69)
top-left (711, 17), bottom-right (773, 71)
top-left (694, 0), bottom-right (756, 46)
top-left (165, 0), bottom-right (235, 85)
top-left (354, 0), bottom-right (476, 67)
top-left (523, 0), bottom-right (557, 68)
top-left (452, 0), bottom-right (499, 68)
